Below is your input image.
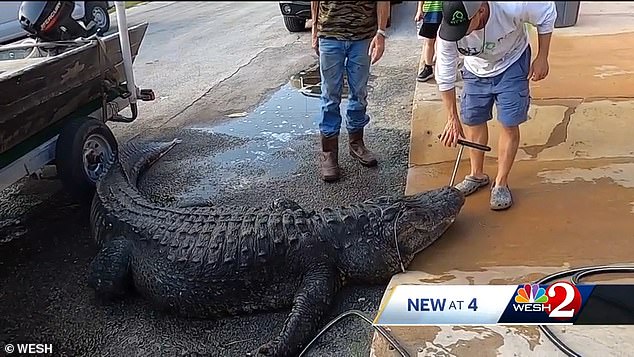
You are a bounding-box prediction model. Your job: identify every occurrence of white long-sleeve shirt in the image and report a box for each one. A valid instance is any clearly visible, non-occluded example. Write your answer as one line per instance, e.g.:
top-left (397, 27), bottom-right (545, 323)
top-left (435, 2), bottom-right (557, 92)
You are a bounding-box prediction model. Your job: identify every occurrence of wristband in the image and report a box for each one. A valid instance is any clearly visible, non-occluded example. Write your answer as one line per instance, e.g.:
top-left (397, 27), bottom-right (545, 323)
top-left (377, 29), bottom-right (388, 38)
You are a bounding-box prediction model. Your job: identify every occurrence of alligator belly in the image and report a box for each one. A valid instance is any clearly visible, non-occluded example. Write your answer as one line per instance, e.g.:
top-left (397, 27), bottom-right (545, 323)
top-left (130, 259), bottom-right (300, 318)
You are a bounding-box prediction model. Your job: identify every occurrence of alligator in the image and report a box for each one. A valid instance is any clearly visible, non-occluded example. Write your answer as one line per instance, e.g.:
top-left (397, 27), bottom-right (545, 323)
top-left (87, 139), bottom-right (465, 357)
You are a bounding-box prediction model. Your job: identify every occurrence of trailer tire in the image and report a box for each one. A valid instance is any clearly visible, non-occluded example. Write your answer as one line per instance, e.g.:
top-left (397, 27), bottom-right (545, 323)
top-left (56, 117), bottom-right (118, 202)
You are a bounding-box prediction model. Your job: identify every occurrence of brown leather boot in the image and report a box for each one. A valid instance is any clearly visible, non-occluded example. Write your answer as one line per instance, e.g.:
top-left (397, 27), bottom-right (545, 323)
top-left (348, 129), bottom-right (377, 167)
top-left (320, 134), bottom-right (340, 182)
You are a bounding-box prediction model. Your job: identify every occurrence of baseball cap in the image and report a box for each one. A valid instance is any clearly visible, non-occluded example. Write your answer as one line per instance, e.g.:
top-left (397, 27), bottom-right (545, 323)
top-left (438, 1), bottom-right (484, 42)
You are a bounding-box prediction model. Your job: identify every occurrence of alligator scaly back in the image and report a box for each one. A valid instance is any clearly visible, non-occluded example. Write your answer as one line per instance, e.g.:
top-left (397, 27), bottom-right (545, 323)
top-left (88, 138), bottom-right (465, 357)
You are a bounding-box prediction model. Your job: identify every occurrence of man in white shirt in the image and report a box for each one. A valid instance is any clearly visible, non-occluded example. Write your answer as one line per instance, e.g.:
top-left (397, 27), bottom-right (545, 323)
top-left (435, 1), bottom-right (556, 210)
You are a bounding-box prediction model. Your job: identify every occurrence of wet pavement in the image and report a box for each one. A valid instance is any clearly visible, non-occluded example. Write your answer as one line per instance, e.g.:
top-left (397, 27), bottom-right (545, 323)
top-left (0, 2), bottom-right (423, 355)
top-left (178, 81), bottom-right (323, 203)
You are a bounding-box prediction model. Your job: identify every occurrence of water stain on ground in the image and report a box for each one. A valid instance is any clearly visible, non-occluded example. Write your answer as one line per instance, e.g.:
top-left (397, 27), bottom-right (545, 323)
top-left (406, 157), bottom-right (634, 275)
top-left (178, 67), bottom-right (374, 204)
top-left (520, 99), bottom-right (582, 158)
top-left (181, 84), bottom-right (320, 202)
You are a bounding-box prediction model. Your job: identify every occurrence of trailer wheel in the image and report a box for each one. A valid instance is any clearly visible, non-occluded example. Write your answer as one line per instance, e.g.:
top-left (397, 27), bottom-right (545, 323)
top-left (56, 117), bottom-right (118, 202)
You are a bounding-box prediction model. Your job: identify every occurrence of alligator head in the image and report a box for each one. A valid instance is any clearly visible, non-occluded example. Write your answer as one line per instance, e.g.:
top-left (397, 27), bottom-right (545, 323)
top-left (394, 185), bottom-right (465, 267)
top-left (336, 186), bottom-right (465, 284)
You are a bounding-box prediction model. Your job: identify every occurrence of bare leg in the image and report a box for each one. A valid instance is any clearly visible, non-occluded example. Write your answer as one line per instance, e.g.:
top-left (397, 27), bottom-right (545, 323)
top-left (417, 36), bottom-right (435, 82)
top-left (424, 38), bottom-right (436, 66)
top-left (495, 125), bottom-right (520, 187)
top-left (463, 122), bottom-right (489, 178)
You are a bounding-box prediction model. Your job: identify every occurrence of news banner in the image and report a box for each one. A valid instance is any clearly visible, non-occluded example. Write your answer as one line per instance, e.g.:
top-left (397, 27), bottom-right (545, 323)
top-left (373, 282), bottom-right (634, 325)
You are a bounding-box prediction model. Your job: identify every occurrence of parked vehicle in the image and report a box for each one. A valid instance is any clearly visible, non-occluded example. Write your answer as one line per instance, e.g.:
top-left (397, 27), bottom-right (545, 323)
top-left (279, 1), bottom-right (402, 33)
top-left (0, 1), bottom-right (113, 44)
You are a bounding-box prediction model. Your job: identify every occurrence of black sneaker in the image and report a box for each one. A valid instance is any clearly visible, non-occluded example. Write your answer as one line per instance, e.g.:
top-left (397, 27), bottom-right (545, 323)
top-left (417, 65), bottom-right (434, 82)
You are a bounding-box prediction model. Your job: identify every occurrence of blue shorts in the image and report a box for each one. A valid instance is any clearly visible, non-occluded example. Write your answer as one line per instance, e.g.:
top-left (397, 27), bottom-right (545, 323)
top-left (460, 46), bottom-right (532, 127)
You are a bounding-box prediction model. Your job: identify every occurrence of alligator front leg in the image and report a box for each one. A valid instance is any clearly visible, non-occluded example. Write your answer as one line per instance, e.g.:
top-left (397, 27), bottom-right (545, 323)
top-left (248, 264), bottom-right (340, 357)
top-left (87, 236), bottom-right (133, 301)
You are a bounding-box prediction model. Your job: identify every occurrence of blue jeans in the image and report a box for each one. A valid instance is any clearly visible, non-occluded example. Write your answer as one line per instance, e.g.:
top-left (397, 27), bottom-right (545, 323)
top-left (460, 46), bottom-right (532, 127)
top-left (318, 37), bottom-right (371, 138)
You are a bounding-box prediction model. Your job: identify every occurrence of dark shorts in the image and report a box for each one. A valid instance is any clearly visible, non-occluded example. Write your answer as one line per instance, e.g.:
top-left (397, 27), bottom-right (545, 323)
top-left (418, 11), bottom-right (441, 39)
top-left (419, 22), bottom-right (440, 39)
top-left (460, 46), bottom-right (532, 127)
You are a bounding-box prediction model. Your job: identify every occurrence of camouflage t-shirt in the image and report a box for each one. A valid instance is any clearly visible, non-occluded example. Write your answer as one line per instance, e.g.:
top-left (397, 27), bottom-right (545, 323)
top-left (317, 1), bottom-right (378, 41)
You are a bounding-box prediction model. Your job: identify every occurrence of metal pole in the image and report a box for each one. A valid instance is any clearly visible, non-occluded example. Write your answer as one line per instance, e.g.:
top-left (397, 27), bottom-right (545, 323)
top-left (449, 144), bottom-right (464, 186)
top-left (114, 1), bottom-right (137, 104)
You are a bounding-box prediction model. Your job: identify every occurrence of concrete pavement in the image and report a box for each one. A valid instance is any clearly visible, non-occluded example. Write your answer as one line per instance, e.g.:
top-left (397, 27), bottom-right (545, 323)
top-left (0, 2), bottom-right (426, 356)
top-left (371, 2), bottom-right (634, 356)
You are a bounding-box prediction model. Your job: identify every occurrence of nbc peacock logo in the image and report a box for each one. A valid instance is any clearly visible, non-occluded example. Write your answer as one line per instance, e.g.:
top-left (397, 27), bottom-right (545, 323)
top-left (512, 283), bottom-right (551, 313)
top-left (515, 284), bottom-right (549, 304)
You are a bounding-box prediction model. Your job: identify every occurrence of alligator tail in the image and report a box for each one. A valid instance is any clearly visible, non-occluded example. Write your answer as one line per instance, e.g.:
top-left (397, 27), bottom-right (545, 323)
top-left (118, 139), bottom-right (181, 187)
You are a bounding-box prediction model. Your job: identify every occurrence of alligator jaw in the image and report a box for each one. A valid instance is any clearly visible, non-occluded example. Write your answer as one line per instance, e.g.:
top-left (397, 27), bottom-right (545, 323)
top-left (395, 185), bottom-right (465, 266)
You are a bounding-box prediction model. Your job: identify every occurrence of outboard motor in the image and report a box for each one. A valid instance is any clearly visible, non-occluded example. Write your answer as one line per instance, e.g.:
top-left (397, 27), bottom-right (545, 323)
top-left (18, 1), bottom-right (89, 42)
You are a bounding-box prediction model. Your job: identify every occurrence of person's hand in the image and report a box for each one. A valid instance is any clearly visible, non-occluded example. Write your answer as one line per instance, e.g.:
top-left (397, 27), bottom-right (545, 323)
top-left (528, 55), bottom-right (549, 81)
top-left (312, 26), bottom-right (319, 56)
top-left (440, 118), bottom-right (465, 147)
top-left (369, 34), bottom-right (385, 64)
top-left (414, 10), bottom-right (423, 22)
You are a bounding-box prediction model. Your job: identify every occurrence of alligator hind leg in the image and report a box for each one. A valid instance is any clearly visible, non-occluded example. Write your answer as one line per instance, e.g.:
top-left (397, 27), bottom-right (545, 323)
top-left (87, 237), bottom-right (133, 300)
top-left (248, 264), bottom-right (340, 357)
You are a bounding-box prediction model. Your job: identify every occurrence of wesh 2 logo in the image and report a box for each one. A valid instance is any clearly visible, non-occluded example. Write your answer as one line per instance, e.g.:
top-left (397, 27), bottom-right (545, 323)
top-left (512, 282), bottom-right (582, 319)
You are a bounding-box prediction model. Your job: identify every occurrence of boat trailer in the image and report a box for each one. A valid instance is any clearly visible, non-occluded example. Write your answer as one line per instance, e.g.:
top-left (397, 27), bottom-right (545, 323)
top-left (0, 2), bottom-right (153, 201)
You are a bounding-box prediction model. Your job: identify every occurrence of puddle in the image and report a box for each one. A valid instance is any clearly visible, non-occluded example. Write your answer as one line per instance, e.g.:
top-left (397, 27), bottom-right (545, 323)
top-left (180, 67), bottom-right (363, 202)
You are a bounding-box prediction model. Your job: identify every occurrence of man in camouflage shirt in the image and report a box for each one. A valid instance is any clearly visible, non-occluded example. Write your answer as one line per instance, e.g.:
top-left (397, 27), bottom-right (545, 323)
top-left (311, 1), bottom-right (390, 182)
